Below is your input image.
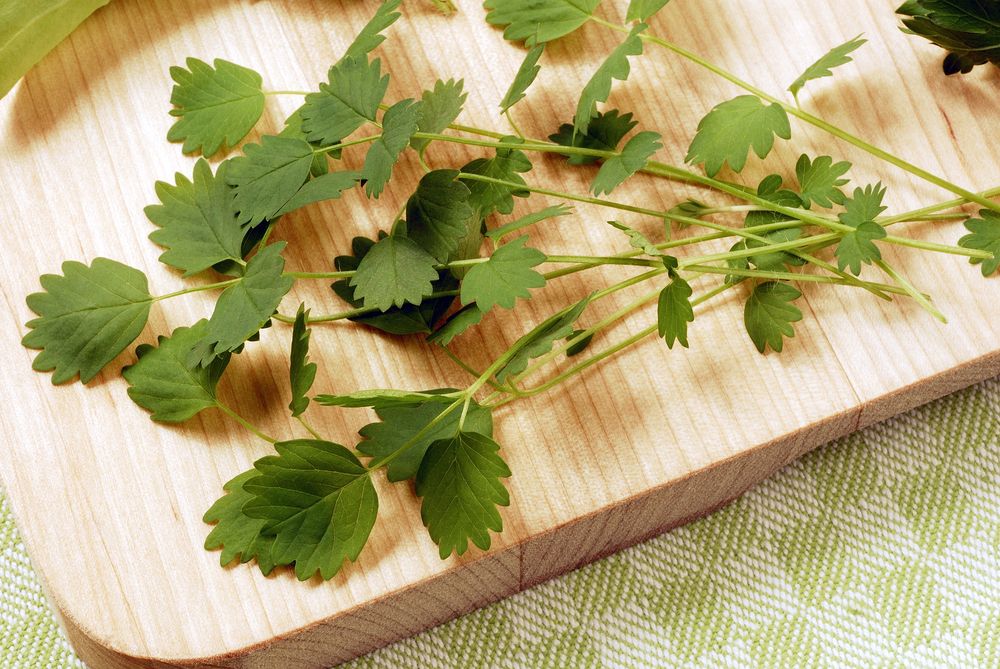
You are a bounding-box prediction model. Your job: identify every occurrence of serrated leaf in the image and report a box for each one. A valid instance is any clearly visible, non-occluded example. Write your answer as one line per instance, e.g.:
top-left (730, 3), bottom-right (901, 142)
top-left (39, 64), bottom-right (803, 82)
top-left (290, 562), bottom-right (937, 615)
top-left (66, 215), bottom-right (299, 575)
top-left (227, 136), bottom-right (314, 227)
top-left (23, 258), bottom-right (151, 384)
top-left (144, 158), bottom-right (244, 277)
top-left (795, 154), bottom-right (851, 208)
top-left (685, 95), bottom-right (791, 177)
top-left (608, 220), bottom-right (660, 256)
top-left (461, 236), bottom-right (546, 310)
top-left (838, 182), bottom-right (888, 228)
top-left (405, 169), bottom-right (475, 261)
top-left (657, 273), bottom-right (694, 348)
top-left (190, 243), bottom-right (294, 366)
top-left (316, 388), bottom-right (457, 409)
top-left (744, 281), bottom-right (803, 353)
top-left (550, 109), bottom-right (638, 166)
top-left (626, 0), bottom-right (671, 21)
top-left (275, 170), bottom-right (360, 217)
top-left (897, 1), bottom-right (1000, 75)
top-left (167, 58), bottom-right (265, 156)
top-left (288, 305), bottom-right (317, 417)
top-left (417, 430), bottom-right (511, 558)
top-left (340, 0), bottom-right (402, 63)
top-left (123, 320), bottom-right (230, 423)
top-left (835, 221), bottom-right (887, 275)
top-left (500, 44), bottom-right (544, 113)
top-left (349, 234), bottom-right (439, 310)
top-left (203, 470), bottom-right (278, 575)
top-left (484, 0), bottom-right (601, 45)
top-left (744, 174), bottom-right (804, 228)
top-left (412, 79), bottom-right (467, 153)
top-left (279, 106), bottom-right (334, 174)
top-left (358, 394), bottom-right (494, 481)
top-left (958, 209), bottom-right (1000, 276)
top-left (427, 303), bottom-right (487, 346)
top-left (487, 203), bottom-right (574, 241)
top-left (575, 24), bottom-right (645, 136)
top-left (301, 56), bottom-right (389, 146)
top-left (460, 142), bottom-right (533, 219)
top-left (788, 35), bottom-right (866, 102)
top-left (243, 439), bottom-right (378, 581)
top-left (495, 296), bottom-right (590, 381)
top-left (591, 130), bottom-right (661, 195)
top-left (361, 98), bottom-right (422, 198)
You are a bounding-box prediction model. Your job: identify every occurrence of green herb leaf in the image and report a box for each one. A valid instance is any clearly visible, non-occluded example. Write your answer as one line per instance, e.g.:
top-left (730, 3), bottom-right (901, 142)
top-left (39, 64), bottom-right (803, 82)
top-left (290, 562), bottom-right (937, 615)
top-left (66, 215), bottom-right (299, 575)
top-left (484, 0), bottom-right (601, 45)
top-left (23, 258), bottom-right (151, 384)
top-left (608, 220), bottom-right (660, 256)
top-left (495, 296), bottom-right (590, 381)
top-left (361, 98), bottom-right (422, 198)
top-left (575, 24), bottom-right (645, 136)
top-left (288, 305), bottom-right (317, 417)
top-left (837, 182), bottom-right (888, 228)
top-left (275, 170), bottom-right (360, 217)
top-left (405, 169), bottom-right (476, 261)
top-left (461, 236), bottom-right (546, 310)
top-left (747, 228), bottom-right (807, 272)
top-left (896, 0), bottom-right (1000, 75)
top-left (744, 174), bottom-right (804, 228)
top-left (657, 273), bottom-right (694, 348)
top-left (685, 95), bottom-right (791, 177)
top-left (167, 58), bottom-right (265, 156)
top-left (744, 281), bottom-right (803, 353)
top-left (795, 154), bottom-right (850, 208)
top-left (427, 304), bottom-right (487, 346)
top-left (340, 0), bottom-right (403, 63)
top-left (227, 136), bottom-right (314, 227)
top-left (279, 106), bottom-right (334, 175)
top-left (243, 440), bottom-right (378, 581)
top-left (124, 320), bottom-right (230, 423)
top-left (349, 234), bottom-right (439, 310)
top-left (301, 56), bottom-right (389, 146)
top-left (836, 222), bottom-right (887, 275)
top-left (487, 203), bottom-right (574, 241)
top-left (412, 79), bottom-right (467, 154)
top-left (626, 0), bottom-right (671, 21)
top-left (203, 470), bottom-right (278, 575)
top-left (564, 329), bottom-right (594, 356)
top-left (591, 130), bottom-right (661, 195)
top-left (550, 110), bottom-right (638, 165)
top-left (460, 143), bottom-right (533, 218)
top-left (788, 35), bottom-right (866, 102)
top-left (417, 430), bottom-right (511, 558)
top-left (358, 394), bottom-right (494, 481)
top-left (500, 44), bottom-right (544, 113)
top-left (144, 159), bottom-right (244, 277)
top-left (316, 388), bottom-right (456, 409)
top-left (958, 209), bottom-right (1000, 276)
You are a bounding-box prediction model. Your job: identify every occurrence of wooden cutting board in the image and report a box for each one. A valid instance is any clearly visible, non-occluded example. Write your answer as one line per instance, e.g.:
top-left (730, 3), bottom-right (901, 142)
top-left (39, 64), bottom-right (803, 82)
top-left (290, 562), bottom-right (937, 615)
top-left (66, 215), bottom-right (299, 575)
top-left (1, 0), bottom-right (997, 666)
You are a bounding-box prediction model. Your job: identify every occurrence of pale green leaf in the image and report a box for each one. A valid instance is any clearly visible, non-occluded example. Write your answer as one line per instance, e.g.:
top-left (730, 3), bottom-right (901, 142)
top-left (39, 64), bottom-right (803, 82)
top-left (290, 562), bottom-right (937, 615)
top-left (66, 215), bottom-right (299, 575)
top-left (591, 130), bottom-right (661, 195)
top-left (685, 95), bottom-right (791, 176)
top-left (288, 305), bottom-right (317, 417)
top-left (203, 470), bottom-right (278, 575)
top-left (500, 44), bottom-right (544, 113)
top-left (461, 236), bottom-right (546, 310)
top-left (788, 35), bottom-right (866, 102)
top-left (412, 79), bottom-right (467, 153)
top-left (837, 182), bottom-right (888, 228)
top-left (484, 0), bottom-right (602, 45)
top-left (316, 388), bottom-right (457, 409)
top-left (275, 170), bottom-right (360, 217)
top-left (958, 209), bottom-right (1000, 276)
top-left (575, 24), bottom-right (645, 136)
top-left (836, 221), bottom-right (887, 275)
top-left (608, 220), bottom-right (660, 256)
top-left (361, 98), bottom-right (422, 198)
top-left (487, 203), bottom-right (574, 241)
top-left (626, 0), bottom-right (670, 21)
top-left (795, 154), bottom-right (851, 208)
top-left (340, 0), bottom-right (402, 63)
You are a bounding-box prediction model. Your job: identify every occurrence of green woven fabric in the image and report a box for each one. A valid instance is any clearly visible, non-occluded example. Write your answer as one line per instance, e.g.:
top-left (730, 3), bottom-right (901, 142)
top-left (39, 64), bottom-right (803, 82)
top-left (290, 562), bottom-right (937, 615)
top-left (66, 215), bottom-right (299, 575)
top-left (1, 378), bottom-right (997, 668)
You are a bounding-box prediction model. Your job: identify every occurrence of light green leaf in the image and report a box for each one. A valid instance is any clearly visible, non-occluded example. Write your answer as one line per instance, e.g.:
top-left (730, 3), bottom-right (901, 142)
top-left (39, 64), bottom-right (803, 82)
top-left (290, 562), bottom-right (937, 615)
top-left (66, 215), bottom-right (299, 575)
top-left (417, 430), bottom-right (511, 558)
top-left (788, 35), bottom-right (866, 102)
top-left (405, 169), bottom-right (475, 261)
top-left (461, 236), bottom-right (546, 310)
top-left (144, 159), bottom-right (244, 277)
top-left (626, 0), bottom-right (670, 21)
top-left (836, 221), bottom-right (887, 275)
top-left (484, 0), bottom-right (602, 45)
top-left (795, 154), bottom-right (851, 208)
top-left (301, 56), bottom-right (389, 146)
top-left (288, 305), bottom-right (316, 417)
top-left (316, 388), bottom-right (457, 409)
top-left (23, 258), bottom-right (151, 384)
top-left (685, 95), bottom-right (791, 176)
top-left (349, 234), bottom-right (439, 310)
top-left (958, 209), bottom-right (1000, 276)
top-left (591, 130), bottom-right (661, 195)
top-left (460, 143), bottom-right (532, 219)
top-left (427, 304), bottom-right (487, 346)
top-left (487, 204), bottom-right (574, 241)
top-left (123, 320), bottom-right (230, 423)
top-left (657, 273), bottom-right (694, 348)
top-left (227, 136), bottom-right (314, 227)
top-left (412, 79), bottom-right (467, 154)
top-left (167, 58), bottom-right (265, 156)
top-left (361, 98), bottom-right (422, 198)
top-left (550, 109), bottom-right (638, 165)
top-left (575, 24), bottom-right (645, 136)
top-left (838, 182), bottom-right (888, 228)
top-left (608, 220), bottom-right (660, 256)
top-left (500, 44), bottom-right (544, 113)
top-left (243, 440), bottom-right (378, 581)
top-left (495, 296), bottom-right (590, 381)
top-left (340, 0), bottom-right (402, 63)
top-left (275, 170), bottom-right (360, 217)
top-left (744, 281), bottom-right (803, 353)
top-left (203, 470), bottom-right (278, 575)
top-left (279, 105), bottom-right (334, 175)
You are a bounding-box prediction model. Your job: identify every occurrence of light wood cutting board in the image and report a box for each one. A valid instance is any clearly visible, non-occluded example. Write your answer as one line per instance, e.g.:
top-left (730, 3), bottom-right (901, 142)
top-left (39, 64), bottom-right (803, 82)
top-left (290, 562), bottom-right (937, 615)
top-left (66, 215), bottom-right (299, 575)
top-left (1, 0), bottom-right (998, 666)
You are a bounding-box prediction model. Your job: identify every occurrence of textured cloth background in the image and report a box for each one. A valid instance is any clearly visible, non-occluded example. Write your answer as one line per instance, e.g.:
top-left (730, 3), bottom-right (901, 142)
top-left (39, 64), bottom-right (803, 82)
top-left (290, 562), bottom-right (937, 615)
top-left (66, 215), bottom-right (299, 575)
top-left (1, 377), bottom-right (997, 668)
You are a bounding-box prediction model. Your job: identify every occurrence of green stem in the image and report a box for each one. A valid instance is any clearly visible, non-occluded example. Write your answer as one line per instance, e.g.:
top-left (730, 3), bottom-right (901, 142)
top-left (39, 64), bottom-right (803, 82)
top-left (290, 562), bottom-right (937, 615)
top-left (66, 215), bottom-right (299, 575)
top-left (152, 278), bottom-right (240, 302)
top-left (295, 415), bottom-right (324, 440)
top-left (874, 259), bottom-right (946, 323)
top-left (314, 134), bottom-right (381, 155)
top-left (217, 403), bottom-right (277, 444)
top-left (366, 398), bottom-right (465, 470)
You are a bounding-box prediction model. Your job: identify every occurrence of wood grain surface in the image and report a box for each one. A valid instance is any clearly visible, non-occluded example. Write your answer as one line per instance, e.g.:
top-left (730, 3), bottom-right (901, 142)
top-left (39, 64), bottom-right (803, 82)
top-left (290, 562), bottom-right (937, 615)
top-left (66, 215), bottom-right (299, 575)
top-left (1, 0), bottom-right (998, 666)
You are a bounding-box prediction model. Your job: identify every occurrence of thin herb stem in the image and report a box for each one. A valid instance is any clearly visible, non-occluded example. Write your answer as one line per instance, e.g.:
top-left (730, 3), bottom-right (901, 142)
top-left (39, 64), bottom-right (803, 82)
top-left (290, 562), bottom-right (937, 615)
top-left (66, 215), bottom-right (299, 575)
top-left (217, 403), bottom-right (277, 444)
top-left (295, 415), bottom-right (324, 440)
top-left (153, 278), bottom-right (240, 302)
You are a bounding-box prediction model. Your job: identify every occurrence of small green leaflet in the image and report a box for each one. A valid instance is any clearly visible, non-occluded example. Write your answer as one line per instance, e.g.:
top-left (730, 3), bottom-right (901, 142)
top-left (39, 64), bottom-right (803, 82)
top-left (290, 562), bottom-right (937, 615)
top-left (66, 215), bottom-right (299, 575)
top-left (835, 183), bottom-right (888, 274)
top-left (416, 430), bottom-right (511, 558)
top-left (745, 228), bottom-right (807, 272)
top-left (349, 234), bottom-right (439, 310)
top-left (495, 296), bottom-right (590, 381)
top-left (227, 136), bottom-right (314, 226)
top-left (190, 243), bottom-right (294, 366)
top-left (275, 170), bottom-right (360, 217)
top-left (279, 106), bottom-right (334, 174)
top-left (167, 58), bottom-right (265, 156)
top-left (427, 304), bottom-right (487, 346)
top-left (744, 281), bottom-right (803, 353)
top-left (484, 0), bottom-right (601, 45)
top-left (500, 44), bottom-right (544, 113)
top-left (744, 174), bottom-right (803, 228)
top-left (361, 98), bottom-right (422, 198)
top-left (788, 35), bottom-right (866, 103)
top-left (657, 273), bottom-right (694, 349)
top-left (144, 158), bottom-right (244, 277)
top-left (487, 204), bottom-right (574, 241)
top-left (412, 79), bottom-right (467, 154)
top-left (316, 388), bottom-right (458, 409)
top-left (461, 236), bottom-right (546, 310)
top-left (685, 95), bottom-right (791, 177)
top-left (23, 258), bottom-right (151, 384)
top-left (838, 182), bottom-right (888, 228)
top-left (575, 24), bottom-right (646, 136)
top-left (626, 0), bottom-right (671, 21)
top-left (124, 320), bottom-right (230, 423)
top-left (958, 210), bottom-right (1000, 276)
top-left (242, 439), bottom-right (378, 581)
top-left (795, 154), bottom-right (850, 208)
top-left (405, 169), bottom-right (475, 261)
top-left (203, 470), bottom-right (277, 575)
top-left (288, 305), bottom-right (316, 417)
top-left (565, 329), bottom-right (594, 356)
top-left (460, 143), bottom-right (532, 218)
top-left (340, 0), bottom-right (402, 64)
top-left (550, 110), bottom-right (638, 165)
top-left (608, 220), bottom-right (660, 256)
top-left (592, 130), bottom-right (661, 195)
top-left (301, 56), bottom-right (389, 146)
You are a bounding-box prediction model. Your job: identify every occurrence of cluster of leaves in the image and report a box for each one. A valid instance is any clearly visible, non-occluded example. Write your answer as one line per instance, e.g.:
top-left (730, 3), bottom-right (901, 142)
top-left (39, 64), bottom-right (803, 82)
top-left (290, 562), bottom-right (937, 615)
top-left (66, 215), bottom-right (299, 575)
top-left (897, 0), bottom-right (1000, 74)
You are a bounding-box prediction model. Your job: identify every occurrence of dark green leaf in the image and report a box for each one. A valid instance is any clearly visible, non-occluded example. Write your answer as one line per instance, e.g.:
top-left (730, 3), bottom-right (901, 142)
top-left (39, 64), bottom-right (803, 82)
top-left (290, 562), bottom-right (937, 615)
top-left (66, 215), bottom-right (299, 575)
top-left (744, 281), bottom-right (803, 353)
top-left (461, 236), bottom-right (546, 310)
top-left (288, 305), bottom-right (317, 417)
top-left (203, 470), bottom-right (278, 575)
top-left (484, 0), bottom-right (601, 45)
top-left (460, 142), bottom-right (532, 219)
top-left (495, 296), bottom-right (590, 381)
top-left (227, 136), bottom-right (314, 227)
top-left (657, 273), bottom-right (694, 348)
top-left (958, 209), bottom-right (1000, 276)
top-left (591, 130), bottom-right (661, 195)
top-left (361, 98), bottom-right (422, 198)
top-left (575, 24), bottom-right (645, 136)
top-left (788, 35), bottom-right (867, 102)
top-left (897, 1), bottom-right (1000, 75)
top-left (427, 304), bottom-right (487, 346)
top-left (275, 170), bottom-right (360, 217)
top-left (747, 227), bottom-right (807, 272)
top-left (550, 109), bottom-right (638, 165)
top-left (500, 44), bottom-right (544, 113)
top-left (405, 169), bottom-right (475, 261)
top-left (412, 79), bottom-right (467, 153)
top-left (487, 203), bottom-right (574, 241)
top-left (685, 95), bottom-right (791, 176)
top-left (744, 174), bottom-right (803, 228)
top-left (301, 56), bottom-right (389, 146)
top-left (565, 328), bottom-right (594, 356)
top-left (349, 234), bottom-right (439, 310)
top-left (279, 106), bottom-right (334, 174)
